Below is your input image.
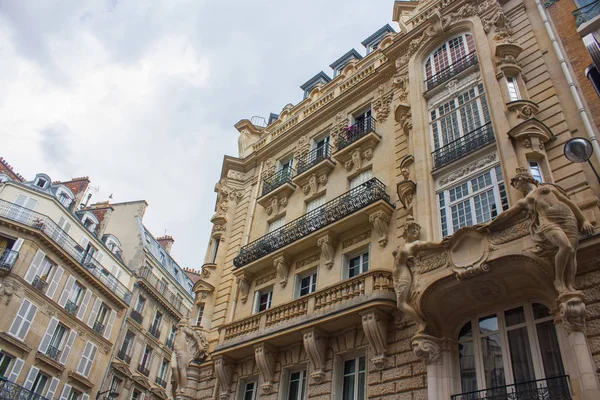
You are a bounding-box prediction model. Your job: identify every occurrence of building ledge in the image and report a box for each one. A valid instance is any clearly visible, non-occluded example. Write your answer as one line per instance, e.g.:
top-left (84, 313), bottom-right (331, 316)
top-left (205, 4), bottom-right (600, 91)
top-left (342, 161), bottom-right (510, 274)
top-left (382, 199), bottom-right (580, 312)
top-left (35, 352), bottom-right (65, 372)
top-left (0, 332), bottom-right (32, 355)
top-left (333, 131), bottom-right (381, 168)
top-left (68, 371), bottom-right (94, 389)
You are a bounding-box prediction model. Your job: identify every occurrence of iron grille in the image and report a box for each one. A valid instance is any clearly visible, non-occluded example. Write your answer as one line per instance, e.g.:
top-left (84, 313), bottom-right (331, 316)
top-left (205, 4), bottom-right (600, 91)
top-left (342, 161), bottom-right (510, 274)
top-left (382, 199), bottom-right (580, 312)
top-left (296, 144), bottom-right (333, 175)
top-left (0, 376), bottom-right (51, 400)
top-left (137, 266), bottom-right (189, 315)
top-left (32, 276), bottom-right (48, 293)
top-left (0, 200), bottom-right (132, 304)
top-left (149, 324), bottom-right (161, 339)
top-left (93, 321), bottom-right (105, 336)
top-left (45, 345), bottom-right (61, 361)
top-left (261, 167), bottom-right (295, 197)
top-left (117, 349), bottom-right (131, 364)
top-left (337, 116), bottom-right (377, 151)
top-left (573, 0), bottom-right (600, 27)
top-left (451, 375), bottom-right (572, 400)
top-left (155, 377), bottom-right (167, 388)
top-left (432, 122), bottom-right (495, 169)
top-left (65, 300), bottom-right (79, 316)
top-left (234, 178), bottom-right (392, 268)
top-left (424, 51), bottom-right (479, 91)
top-left (131, 310), bottom-right (144, 325)
top-left (0, 247), bottom-right (19, 271)
top-left (137, 364), bottom-right (150, 376)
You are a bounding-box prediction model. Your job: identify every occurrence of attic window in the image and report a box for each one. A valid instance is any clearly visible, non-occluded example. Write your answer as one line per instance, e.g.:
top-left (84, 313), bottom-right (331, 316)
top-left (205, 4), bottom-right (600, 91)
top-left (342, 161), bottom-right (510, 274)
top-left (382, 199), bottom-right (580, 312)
top-left (34, 177), bottom-right (48, 188)
top-left (0, 174), bottom-right (8, 183)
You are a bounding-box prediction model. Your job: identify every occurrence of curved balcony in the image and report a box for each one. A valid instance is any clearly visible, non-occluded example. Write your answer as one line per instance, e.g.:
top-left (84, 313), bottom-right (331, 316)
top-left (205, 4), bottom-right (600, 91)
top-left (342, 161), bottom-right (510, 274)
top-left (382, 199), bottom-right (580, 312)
top-left (234, 178), bottom-right (393, 269)
top-left (0, 199), bottom-right (132, 305)
top-left (432, 122), bottom-right (495, 169)
top-left (424, 51), bottom-right (478, 92)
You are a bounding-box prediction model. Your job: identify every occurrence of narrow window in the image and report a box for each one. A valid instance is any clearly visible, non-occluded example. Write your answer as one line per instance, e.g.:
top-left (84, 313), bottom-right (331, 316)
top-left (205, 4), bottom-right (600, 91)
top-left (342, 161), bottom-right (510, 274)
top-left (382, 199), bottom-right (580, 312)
top-left (346, 251), bottom-right (369, 279)
top-left (297, 271), bottom-right (318, 297)
top-left (243, 381), bottom-right (258, 400)
top-left (196, 304), bottom-right (205, 326)
top-left (342, 356), bottom-right (366, 400)
top-left (287, 370), bottom-right (307, 400)
top-left (349, 169), bottom-right (373, 190)
top-left (0, 352), bottom-right (14, 378)
top-left (506, 76), bottom-right (521, 101)
top-left (210, 238), bottom-right (220, 263)
top-left (306, 196), bottom-right (326, 214)
top-left (254, 288), bottom-right (273, 313)
top-left (135, 296), bottom-right (146, 313)
top-left (528, 161), bottom-right (544, 183)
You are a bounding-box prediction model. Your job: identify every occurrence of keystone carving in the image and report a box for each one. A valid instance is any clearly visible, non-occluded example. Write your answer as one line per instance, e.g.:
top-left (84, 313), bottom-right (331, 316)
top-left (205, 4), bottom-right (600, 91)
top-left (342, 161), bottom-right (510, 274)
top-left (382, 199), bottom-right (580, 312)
top-left (412, 334), bottom-right (442, 364)
top-left (254, 343), bottom-right (276, 394)
top-left (236, 273), bottom-right (252, 304)
top-left (369, 211), bottom-right (391, 247)
top-left (274, 254), bottom-right (291, 288)
top-left (302, 329), bottom-right (327, 384)
top-left (317, 233), bottom-right (336, 269)
top-left (360, 310), bottom-right (388, 370)
top-left (214, 356), bottom-right (233, 400)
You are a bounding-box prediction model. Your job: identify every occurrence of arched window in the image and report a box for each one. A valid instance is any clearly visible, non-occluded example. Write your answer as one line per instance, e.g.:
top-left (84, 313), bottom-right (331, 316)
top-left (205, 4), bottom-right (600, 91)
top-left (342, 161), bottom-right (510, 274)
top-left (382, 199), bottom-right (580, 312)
top-left (81, 212), bottom-right (99, 232)
top-left (55, 186), bottom-right (75, 209)
top-left (457, 303), bottom-right (566, 397)
top-left (424, 33), bottom-right (476, 90)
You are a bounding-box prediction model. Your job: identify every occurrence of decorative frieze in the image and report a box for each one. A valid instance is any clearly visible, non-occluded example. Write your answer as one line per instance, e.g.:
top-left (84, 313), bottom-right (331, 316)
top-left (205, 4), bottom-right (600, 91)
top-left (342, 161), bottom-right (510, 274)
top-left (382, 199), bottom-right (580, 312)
top-left (256, 273), bottom-right (276, 286)
top-left (438, 152), bottom-right (497, 187)
top-left (295, 253), bottom-right (320, 270)
top-left (372, 84), bottom-right (394, 122)
top-left (342, 230), bottom-right (371, 249)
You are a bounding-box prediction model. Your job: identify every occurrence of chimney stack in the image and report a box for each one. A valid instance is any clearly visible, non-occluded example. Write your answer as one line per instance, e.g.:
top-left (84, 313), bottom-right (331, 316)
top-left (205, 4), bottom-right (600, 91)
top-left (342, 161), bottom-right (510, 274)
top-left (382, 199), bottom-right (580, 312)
top-left (157, 235), bottom-right (175, 254)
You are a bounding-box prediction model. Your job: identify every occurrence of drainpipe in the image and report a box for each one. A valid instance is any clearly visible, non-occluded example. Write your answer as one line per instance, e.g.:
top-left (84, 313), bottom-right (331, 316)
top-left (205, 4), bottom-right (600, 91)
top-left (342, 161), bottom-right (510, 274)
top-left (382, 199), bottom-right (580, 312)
top-left (535, 0), bottom-right (600, 164)
top-left (227, 161), bottom-right (263, 323)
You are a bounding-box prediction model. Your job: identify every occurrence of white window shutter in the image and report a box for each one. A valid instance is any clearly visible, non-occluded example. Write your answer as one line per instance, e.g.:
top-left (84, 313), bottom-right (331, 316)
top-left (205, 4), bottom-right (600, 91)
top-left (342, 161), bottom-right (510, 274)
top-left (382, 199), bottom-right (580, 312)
top-left (59, 330), bottom-right (77, 365)
top-left (25, 197), bottom-right (38, 210)
top-left (46, 377), bottom-right (60, 399)
top-left (7, 358), bottom-right (24, 382)
top-left (77, 342), bottom-right (92, 375)
top-left (23, 366), bottom-right (39, 390)
top-left (84, 343), bottom-right (97, 377)
top-left (59, 384), bottom-right (72, 400)
top-left (19, 301), bottom-right (38, 341)
top-left (77, 290), bottom-right (92, 320)
top-left (87, 297), bottom-right (101, 327)
top-left (46, 266), bottom-right (64, 299)
top-left (82, 394), bottom-right (90, 400)
top-left (58, 275), bottom-right (75, 307)
top-left (103, 309), bottom-right (116, 340)
top-left (11, 238), bottom-right (24, 252)
top-left (97, 251), bottom-right (105, 264)
top-left (9, 298), bottom-right (31, 337)
top-left (25, 249), bottom-right (46, 284)
top-left (38, 317), bottom-right (59, 354)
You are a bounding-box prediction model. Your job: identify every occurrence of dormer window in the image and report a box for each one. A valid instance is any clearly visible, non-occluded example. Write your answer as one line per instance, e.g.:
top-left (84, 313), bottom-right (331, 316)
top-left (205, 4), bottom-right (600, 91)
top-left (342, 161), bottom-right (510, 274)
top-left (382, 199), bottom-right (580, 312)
top-left (330, 49), bottom-right (363, 78)
top-left (33, 174), bottom-right (51, 189)
top-left (300, 71), bottom-right (331, 99)
top-left (0, 174), bottom-right (9, 183)
top-left (81, 212), bottom-right (99, 233)
top-left (104, 235), bottom-right (122, 255)
top-left (361, 24), bottom-right (395, 55)
top-left (55, 186), bottom-right (75, 209)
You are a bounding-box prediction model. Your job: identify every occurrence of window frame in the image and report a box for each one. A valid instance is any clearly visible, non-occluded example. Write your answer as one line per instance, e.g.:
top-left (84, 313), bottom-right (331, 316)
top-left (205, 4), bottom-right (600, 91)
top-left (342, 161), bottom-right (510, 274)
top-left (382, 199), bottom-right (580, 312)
top-left (268, 216), bottom-right (286, 233)
top-left (506, 76), bottom-right (521, 101)
top-left (295, 269), bottom-right (318, 298)
top-left (334, 352), bottom-right (367, 400)
top-left (254, 287), bottom-right (273, 314)
top-left (196, 304), bottom-right (205, 326)
top-left (424, 33), bottom-right (476, 81)
top-left (285, 368), bottom-right (308, 400)
top-left (0, 352), bottom-right (14, 379)
top-left (343, 248), bottom-right (370, 280)
top-left (528, 161), bottom-right (544, 183)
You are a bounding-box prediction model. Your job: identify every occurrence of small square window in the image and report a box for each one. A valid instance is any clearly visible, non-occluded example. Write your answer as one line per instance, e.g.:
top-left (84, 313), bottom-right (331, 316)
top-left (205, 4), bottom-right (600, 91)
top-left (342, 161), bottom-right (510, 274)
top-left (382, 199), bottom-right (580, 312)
top-left (296, 271), bottom-right (317, 298)
top-left (346, 250), bottom-right (369, 279)
top-left (254, 288), bottom-right (273, 313)
top-left (34, 178), bottom-right (47, 188)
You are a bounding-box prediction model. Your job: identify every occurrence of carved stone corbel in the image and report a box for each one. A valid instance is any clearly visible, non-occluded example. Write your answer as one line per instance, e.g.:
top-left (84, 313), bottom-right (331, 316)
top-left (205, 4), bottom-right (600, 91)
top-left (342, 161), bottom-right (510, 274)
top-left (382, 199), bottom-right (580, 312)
top-left (558, 292), bottom-right (586, 334)
top-left (360, 310), bottom-right (388, 370)
top-left (316, 233), bottom-right (336, 269)
top-left (411, 334), bottom-right (442, 364)
top-left (274, 254), bottom-right (291, 288)
top-left (236, 272), bottom-right (252, 304)
top-left (369, 211), bottom-right (391, 247)
top-left (254, 344), bottom-right (276, 394)
top-left (214, 356), bottom-right (233, 400)
top-left (302, 328), bottom-right (327, 384)
top-left (372, 84), bottom-right (393, 122)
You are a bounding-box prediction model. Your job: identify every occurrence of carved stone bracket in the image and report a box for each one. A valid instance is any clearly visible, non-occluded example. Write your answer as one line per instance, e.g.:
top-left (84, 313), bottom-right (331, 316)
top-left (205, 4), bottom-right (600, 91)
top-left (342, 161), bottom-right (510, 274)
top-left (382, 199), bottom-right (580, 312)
top-left (236, 272), bottom-right (253, 304)
top-left (265, 196), bottom-right (289, 216)
top-left (411, 334), bottom-right (442, 365)
top-left (558, 291), bottom-right (586, 334)
top-left (254, 343), bottom-right (276, 394)
top-left (214, 356), bottom-right (233, 400)
top-left (300, 173), bottom-right (330, 197)
top-left (372, 84), bottom-right (393, 122)
top-left (302, 328), bottom-right (328, 384)
top-left (274, 253), bottom-right (291, 288)
top-left (316, 233), bottom-right (336, 269)
top-left (344, 148), bottom-right (374, 172)
top-left (507, 117), bottom-right (553, 155)
top-left (360, 310), bottom-right (389, 370)
top-left (397, 156), bottom-right (416, 209)
top-left (369, 211), bottom-right (391, 247)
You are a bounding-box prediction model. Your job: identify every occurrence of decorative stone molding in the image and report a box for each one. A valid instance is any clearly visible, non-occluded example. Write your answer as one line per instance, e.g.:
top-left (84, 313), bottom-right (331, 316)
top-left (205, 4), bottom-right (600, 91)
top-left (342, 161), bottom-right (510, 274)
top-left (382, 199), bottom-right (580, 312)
top-left (428, 72), bottom-right (481, 106)
top-left (342, 230), bottom-right (371, 249)
top-left (360, 310), bottom-right (388, 370)
top-left (414, 251), bottom-right (449, 274)
top-left (495, 54), bottom-right (523, 79)
top-left (488, 219), bottom-right (529, 245)
top-left (302, 329), bottom-right (327, 384)
top-left (394, 103), bottom-right (412, 136)
top-left (506, 118), bottom-right (553, 155)
top-left (254, 343), bottom-right (276, 394)
top-left (256, 273), bottom-right (276, 286)
top-left (0, 276), bottom-right (19, 305)
top-left (448, 228), bottom-right (491, 280)
top-left (372, 84), bottom-right (393, 122)
top-left (214, 356), bottom-right (233, 400)
top-left (411, 334), bottom-right (441, 364)
top-left (226, 169), bottom-right (245, 182)
top-left (470, 280), bottom-right (502, 302)
top-left (330, 112), bottom-right (349, 151)
top-left (397, 154), bottom-right (416, 209)
top-left (274, 253), bottom-right (291, 288)
top-left (316, 233), bottom-right (336, 269)
top-left (506, 100), bottom-right (540, 121)
top-left (295, 253), bottom-right (320, 270)
top-left (439, 153), bottom-right (497, 187)
top-left (294, 135), bottom-right (310, 161)
top-left (369, 211), bottom-right (391, 247)
top-left (265, 195), bottom-right (289, 216)
top-left (236, 273), bottom-right (252, 304)
top-left (558, 292), bottom-right (586, 334)
top-left (301, 173), bottom-right (329, 197)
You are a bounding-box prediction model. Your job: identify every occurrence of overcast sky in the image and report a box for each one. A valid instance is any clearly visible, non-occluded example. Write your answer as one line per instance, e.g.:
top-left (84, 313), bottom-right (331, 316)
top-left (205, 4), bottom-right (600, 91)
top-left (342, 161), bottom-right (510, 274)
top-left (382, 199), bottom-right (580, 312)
top-left (0, 0), bottom-right (397, 270)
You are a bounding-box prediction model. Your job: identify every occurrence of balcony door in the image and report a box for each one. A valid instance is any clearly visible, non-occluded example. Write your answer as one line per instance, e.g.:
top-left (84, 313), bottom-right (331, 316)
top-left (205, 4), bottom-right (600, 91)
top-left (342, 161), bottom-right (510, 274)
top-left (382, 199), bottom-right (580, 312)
top-left (314, 135), bottom-right (330, 159)
top-left (9, 194), bottom-right (38, 224)
top-left (456, 302), bottom-right (566, 397)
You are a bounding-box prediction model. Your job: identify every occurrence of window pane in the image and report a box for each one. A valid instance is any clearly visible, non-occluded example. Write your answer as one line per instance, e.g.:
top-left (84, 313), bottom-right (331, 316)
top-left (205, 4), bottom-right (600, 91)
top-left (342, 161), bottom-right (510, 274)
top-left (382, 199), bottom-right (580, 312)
top-left (473, 189), bottom-right (497, 223)
top-left (344, 359), bottom-right (355, 375)
top-left (362, 252), bottom-right (369, 273)
top-left (479, 315), bottom-right (499, 333)
top-left (244, 382), bottom-right (256, 400)
top-left (348, 257), bottom-right (361, 278)
top-left (504, 307), bottom-right (526, 327)
top-left (288, 372), bottom-right (300, 400)
top-left (481, 333), bottom-right (506, 389)
top-left (532, 303), bottom-right (551, 320)
top-left (535, 320), bottom-right (566, 377)
top-left (507, 327), bottom-right (536, 383)
top-left (451, 199), bottom-right (473, 231)
top-left (342, 374), bottom-right (355, 400)
top-left (459, 321), bottom-right (473, 341)
top-left (458, 341), bottom-right (478, 393)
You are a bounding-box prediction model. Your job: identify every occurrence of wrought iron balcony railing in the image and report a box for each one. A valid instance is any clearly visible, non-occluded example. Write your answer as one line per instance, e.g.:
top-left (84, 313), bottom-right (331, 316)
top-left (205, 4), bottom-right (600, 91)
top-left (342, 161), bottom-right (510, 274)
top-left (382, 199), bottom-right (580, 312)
top-left (149, 324), bottom-right (161, 339)
top-left (424, 51), bottom-right (478, 92)
top-left (296, 144), bottom-right (333, 175)
top-left (234, 178), bottom-right (392, 268)
top-left (137, 364), bottom-right (150, 377)
top-left (432, 122), bottom-right (495, 169)
top-left (155, 377), bottom-right (167, 388)
top-left (574, 0), bottom-right (600, 27)
top-left (261, 167), bottom-right (295, 197)
top-left (131, 309), bottom-right (144, 325)
top-left (32, 276), bottom-right (48, 293)
top-left (451, 375), bottom-right (571, 400)
top-left (0, 199), bottom-right (132, 304)
top-left (65, 300), bottom-right (79, 316)
top-left (0, 376), bottom-right (51, 400)
top-left (117, 349), bottom-right (131, 364)
top-left (166, 338), bottom-right (174, 351)
top-left (137, 266), bottom-right (188, 316)
top-left (337, 116), bottom-right (377, 151)
top-left (45, 345), bottom-right (61, 361)
top-left (93, 321), bottom-right (105, 336)
top-left (0, 247), bottom-right (19, 271)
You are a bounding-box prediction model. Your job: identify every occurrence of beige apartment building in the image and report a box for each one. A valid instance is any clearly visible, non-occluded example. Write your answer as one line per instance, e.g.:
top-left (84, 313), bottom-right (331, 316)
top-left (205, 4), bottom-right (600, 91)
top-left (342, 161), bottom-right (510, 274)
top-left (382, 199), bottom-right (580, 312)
top-left (98, 201), bottom-right (195, 400)
top-left (171, 0), bottom-right (600, 400)
top-left (0, 166), bottom-right (135, 400)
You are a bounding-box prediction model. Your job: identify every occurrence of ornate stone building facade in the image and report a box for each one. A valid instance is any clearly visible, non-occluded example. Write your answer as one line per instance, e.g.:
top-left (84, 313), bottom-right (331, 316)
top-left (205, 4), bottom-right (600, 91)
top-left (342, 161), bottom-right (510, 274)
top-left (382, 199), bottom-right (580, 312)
top-left (161, 0), bottom-right (600, 399)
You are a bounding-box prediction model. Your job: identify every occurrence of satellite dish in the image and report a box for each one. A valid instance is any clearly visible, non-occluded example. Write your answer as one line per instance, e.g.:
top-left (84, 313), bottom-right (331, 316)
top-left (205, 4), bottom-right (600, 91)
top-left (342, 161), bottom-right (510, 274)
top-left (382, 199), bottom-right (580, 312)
top-left (564, 137), bottom-right (593, 163)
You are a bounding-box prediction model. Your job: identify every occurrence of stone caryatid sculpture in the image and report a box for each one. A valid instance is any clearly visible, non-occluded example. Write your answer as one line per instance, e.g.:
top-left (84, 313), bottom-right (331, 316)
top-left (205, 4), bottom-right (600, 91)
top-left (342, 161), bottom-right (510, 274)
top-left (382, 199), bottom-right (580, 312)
top-left (485, 167), bottom-right (594, 294)
top-left (393, 216), bottom-right (446, 333)
top-left (171, 319), bottom-right (209, 395)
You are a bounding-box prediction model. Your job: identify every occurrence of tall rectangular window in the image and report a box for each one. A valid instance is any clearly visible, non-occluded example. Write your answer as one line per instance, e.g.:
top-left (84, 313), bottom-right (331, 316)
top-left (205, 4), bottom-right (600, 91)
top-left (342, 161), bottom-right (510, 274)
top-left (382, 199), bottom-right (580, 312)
top-left (8, 298), bottom-right (38, 341)
top-left (268, 217), bottom-right (286, 233)
top-left (528, 161), bottom-right (543, 183)
top-left (349, 169), bottom-right (372, 190)
top-left (135, 296), bottom-right (146, 313)
top-left (243, 381), bottom-right (258, 400)
top-left (342, 356), bottom-right (366, 400)
top-left (438, 165), bottom-right (509, 236)
top-left (346, 251), bottom-right (369, 279)
top-left (196, 304), bottom-right (205, 326)
top-left (506, 76), bottom-right (520, 101)
top-left (210, 238), bottom-right (220, 263)
top-left (297, 272), bottom-right (317, 297)
top-left (0, 352), bottom-right (14, 379)
top-left (254, 288), bottom-right (273, 313)
top-left (120, 330), bottom-right (135, 355)
top-left (306, 196), bottom-right (326, 214)
top-left (287, 370), bottom-right (307, 400)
